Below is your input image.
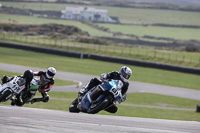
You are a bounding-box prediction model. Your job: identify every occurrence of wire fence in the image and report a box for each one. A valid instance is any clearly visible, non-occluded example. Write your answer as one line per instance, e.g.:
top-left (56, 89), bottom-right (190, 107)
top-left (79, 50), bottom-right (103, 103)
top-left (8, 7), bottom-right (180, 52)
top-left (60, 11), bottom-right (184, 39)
top-left (1, 33), bottom-right (200, 67)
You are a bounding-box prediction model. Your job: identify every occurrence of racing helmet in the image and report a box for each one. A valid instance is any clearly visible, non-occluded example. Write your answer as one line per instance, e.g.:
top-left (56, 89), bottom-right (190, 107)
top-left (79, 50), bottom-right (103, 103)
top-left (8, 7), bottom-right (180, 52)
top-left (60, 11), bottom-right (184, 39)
top-left (119, 66), bottom-right (132, 83)
top-left (46, 67), bottom-right (56, 79)
top-left (23, 70), bottom-right (34, 83)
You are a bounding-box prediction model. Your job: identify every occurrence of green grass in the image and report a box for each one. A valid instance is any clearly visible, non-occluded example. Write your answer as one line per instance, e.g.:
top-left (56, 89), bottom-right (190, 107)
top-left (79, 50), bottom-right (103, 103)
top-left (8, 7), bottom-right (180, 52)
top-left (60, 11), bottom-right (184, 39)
top-left (105, 106), bottom-right (200, 121)
top-left (107, 6), bottom-right (200, 25)
top-left (1, 92), bottom-right (200, 121)
top-left (0, 47), bottom-right (200, 90)
top-left (98, 23), bottom-right (200, 41)
top-left (2, 2), bottom-right (200, 25)
top-left (1, 33), bottom-right (200, 68)
top-left (125, 93), bottom-right (199, 109)
top-left (0, 70), bottom-right (76, 86)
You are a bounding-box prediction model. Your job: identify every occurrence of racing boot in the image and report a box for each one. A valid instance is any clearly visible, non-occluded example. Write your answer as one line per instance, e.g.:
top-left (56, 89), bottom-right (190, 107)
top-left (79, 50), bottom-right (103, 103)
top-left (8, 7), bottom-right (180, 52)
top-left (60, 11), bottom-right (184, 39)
top-left (78, 83), bottom-right (89, 102)
top-left (10, 97), bottom-right (16, 106)
top-left (78, 78), bottom-right (102, 97)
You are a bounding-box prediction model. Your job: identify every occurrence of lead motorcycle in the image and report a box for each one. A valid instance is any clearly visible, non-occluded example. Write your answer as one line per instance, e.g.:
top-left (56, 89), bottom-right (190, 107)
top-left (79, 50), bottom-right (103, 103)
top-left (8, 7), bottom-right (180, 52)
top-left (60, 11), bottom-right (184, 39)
top-left (69, 79), bottom-right (123, 114)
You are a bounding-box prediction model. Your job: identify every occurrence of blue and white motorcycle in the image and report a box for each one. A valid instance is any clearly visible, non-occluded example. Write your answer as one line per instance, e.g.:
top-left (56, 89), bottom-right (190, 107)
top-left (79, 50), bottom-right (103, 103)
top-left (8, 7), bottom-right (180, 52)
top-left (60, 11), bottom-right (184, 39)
top-left (69, 79), bottom-right (123, 114)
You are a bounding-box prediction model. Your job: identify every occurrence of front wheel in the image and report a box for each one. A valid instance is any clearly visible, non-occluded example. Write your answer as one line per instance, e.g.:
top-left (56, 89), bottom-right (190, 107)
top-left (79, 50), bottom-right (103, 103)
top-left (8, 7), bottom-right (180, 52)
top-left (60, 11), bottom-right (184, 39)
top-left (0, 90), bottom-right (12, 102)
top-left (69, 98), bottom-right (80, 113)
top-left (87, 97), bottom-right (110, 114)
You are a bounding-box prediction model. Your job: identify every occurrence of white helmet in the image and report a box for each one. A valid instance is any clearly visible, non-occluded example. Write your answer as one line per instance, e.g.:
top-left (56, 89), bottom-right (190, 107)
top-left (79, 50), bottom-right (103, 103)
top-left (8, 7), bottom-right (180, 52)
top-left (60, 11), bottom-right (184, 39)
top-left (119, 66), bottom-right (132, 83)
top-left (46, 67), bottom-right (56, 79)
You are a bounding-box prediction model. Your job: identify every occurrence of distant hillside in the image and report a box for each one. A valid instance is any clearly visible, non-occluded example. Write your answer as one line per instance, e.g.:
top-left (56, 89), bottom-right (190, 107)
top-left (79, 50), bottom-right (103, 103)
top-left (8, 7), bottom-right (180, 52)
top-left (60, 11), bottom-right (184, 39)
top-left (123, 0), bottom-right (200, 7)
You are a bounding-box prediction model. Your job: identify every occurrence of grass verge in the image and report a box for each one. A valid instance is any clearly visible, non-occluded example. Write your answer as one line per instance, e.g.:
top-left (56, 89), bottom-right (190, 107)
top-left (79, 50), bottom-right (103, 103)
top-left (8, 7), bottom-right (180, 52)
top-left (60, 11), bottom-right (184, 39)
top-left (1, 92), bottom-right (199, 121)
top-left (0, 47), bottom-right (200, 90)
top-left (1, 33), bottom-right (200, 68)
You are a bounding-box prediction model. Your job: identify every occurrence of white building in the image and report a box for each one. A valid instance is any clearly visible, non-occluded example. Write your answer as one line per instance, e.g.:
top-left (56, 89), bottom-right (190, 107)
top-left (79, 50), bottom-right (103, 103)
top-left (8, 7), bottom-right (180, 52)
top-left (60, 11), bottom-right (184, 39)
top-left (61, 6), bottom-right (115, 23)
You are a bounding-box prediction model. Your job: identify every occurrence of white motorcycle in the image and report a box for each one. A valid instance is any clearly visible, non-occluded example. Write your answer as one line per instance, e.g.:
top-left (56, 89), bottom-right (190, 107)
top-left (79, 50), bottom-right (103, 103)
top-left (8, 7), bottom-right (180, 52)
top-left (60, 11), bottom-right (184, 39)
top-left (18, 77), bottom-right (39, 105)
top-left (0, 76), bottom-right (26, 102)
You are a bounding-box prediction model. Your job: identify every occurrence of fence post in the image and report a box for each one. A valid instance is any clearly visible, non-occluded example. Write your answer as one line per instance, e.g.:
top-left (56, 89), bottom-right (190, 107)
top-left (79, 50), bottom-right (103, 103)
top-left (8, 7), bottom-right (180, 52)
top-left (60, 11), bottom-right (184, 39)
top-left (37, 37), bottom-right (39, 44)
top-left (80, 53), bottom-right (83, 59)
top-left (60, 40), bottom-right (62, 47)
top-left (8, 33), bottom-right (11, 39)
top-left (113, 45), bottom-right (116, 53)
top-left (154, 50), bottom-right (156, 58)
top-left (20, 35), bottom-right (22, 42)
top-left (198, 57), bottom-right (200, 65)
top-left (54, 39), bottom-right (57, 46)
top-left (14, 34), bottom-right (16, 40)
top-left (168, 53), bottom-right (171, 60)
top-left (99, 45), bottom-right (101, 51)
top-left (137, 50), bottom-right (139, 56)
top-left (190, 57), bottom-right (192, 63)
top-left (182, 55), bottom-right (185, 62)
top-left (162, 52), bottom-right (164, 59)
top-left (43, 38), bottom-right (45, 45)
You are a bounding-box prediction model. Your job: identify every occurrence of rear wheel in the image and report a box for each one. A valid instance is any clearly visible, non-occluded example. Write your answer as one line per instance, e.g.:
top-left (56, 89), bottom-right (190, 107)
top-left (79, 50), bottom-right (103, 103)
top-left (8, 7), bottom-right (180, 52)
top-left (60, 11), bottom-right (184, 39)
top-left (87, 97), bottom-right (110, 114)
top-left (0, 90), bottom-right (12, 102)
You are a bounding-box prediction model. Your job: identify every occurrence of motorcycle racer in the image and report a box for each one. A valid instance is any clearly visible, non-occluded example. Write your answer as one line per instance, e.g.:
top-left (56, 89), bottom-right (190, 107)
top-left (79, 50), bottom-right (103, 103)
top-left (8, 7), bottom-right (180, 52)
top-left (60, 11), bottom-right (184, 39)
top-left (1, 70), bottom-right (34, 106)
top-left (76, 66), bottom-right (132, 113)
top-left (30, 67), bottom-right (56, 104)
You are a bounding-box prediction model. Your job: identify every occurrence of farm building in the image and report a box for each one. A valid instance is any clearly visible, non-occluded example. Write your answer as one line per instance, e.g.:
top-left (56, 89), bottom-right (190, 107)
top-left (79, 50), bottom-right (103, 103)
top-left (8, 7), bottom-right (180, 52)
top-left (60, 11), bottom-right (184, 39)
top-left (61, 6), bottom-right (115, 23)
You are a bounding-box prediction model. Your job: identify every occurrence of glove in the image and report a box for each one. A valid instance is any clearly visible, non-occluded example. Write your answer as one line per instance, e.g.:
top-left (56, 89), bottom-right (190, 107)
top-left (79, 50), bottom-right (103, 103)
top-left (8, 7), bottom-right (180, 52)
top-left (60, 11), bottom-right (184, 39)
top-left (1, 75), bottom-right (9, 84)
top-left (100, 73), bottom-right (107, 81)
top-left (116, 93), bottom-right (127, 104)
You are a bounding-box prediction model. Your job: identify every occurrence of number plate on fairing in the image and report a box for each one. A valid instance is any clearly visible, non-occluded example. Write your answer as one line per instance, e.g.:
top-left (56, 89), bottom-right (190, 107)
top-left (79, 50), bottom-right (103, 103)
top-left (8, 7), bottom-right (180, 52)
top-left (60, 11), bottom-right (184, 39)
top-left (108, 80), bottom-right (123, 98)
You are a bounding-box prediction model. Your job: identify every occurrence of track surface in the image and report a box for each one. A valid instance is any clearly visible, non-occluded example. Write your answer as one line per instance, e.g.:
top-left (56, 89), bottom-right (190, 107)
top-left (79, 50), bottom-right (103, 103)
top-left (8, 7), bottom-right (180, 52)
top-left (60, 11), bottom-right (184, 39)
top-left (0, 63), bottom-right (200, 133)
top-left (0, 63), bottom-right (200, 100)
top-left (0, 105), bottom-right (199, 133)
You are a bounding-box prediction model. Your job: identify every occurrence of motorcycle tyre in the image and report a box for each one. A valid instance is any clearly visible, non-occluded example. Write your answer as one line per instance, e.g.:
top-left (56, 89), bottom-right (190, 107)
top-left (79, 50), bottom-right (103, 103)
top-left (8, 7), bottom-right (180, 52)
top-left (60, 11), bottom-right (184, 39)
top-left (69, 98), bottom-right (80, 113)
top-left (0, 90), bottom-right (12, 102)
top-left (87, 97), bottom-right (109, 114)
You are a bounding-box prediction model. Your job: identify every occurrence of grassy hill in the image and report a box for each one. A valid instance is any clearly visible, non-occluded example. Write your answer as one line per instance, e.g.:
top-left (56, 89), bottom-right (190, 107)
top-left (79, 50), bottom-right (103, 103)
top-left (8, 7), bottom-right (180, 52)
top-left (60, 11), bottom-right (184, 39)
top-left (0, 1), bottom-right (200, 68)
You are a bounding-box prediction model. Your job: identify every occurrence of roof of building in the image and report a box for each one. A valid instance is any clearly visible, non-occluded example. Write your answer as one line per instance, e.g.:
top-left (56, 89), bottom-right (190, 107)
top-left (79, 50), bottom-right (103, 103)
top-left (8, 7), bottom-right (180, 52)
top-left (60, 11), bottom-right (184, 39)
top-left (63, 6), bottom-right (108, 14)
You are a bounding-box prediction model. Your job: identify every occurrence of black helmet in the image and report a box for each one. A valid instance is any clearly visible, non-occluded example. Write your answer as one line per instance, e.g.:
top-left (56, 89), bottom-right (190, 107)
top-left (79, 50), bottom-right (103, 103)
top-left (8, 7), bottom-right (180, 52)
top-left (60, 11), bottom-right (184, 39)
top-left (23, 70), bottom-right (33, 83)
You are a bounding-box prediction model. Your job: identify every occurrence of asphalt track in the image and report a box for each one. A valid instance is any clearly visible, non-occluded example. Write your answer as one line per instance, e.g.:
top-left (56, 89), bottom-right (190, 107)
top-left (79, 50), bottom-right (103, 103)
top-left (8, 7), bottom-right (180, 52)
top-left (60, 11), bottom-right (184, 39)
top-left (0, 105), bottom-right (199, 133)
top-left (1, 63), bottom-right (200, 133)
top-left (0, 63), bottom-right (200, 100)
